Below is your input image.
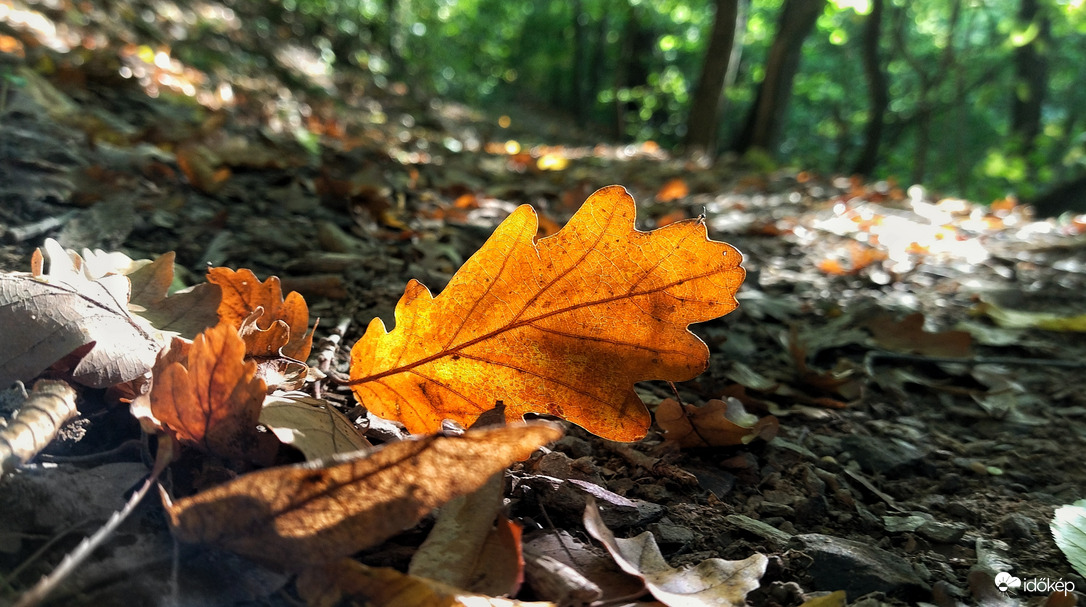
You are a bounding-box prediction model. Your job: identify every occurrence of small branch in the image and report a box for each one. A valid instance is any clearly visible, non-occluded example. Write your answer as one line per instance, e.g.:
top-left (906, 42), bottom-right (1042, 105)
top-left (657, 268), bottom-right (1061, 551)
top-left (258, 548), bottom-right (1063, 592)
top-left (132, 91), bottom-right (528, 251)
top-left (314, 317), bottom-right (351, 398)
top-left (3, 211), bottom-right (80, 244)
top-left (0, 380), bottom-right (79, 479)
top-left (12, 468), bottom-right (162, 607)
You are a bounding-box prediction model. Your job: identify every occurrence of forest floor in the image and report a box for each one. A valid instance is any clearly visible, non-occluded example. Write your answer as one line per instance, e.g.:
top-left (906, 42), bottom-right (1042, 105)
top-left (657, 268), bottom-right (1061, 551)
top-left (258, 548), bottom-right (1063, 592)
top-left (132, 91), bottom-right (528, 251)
top-left (3, 3), bottom-right (1086, 606)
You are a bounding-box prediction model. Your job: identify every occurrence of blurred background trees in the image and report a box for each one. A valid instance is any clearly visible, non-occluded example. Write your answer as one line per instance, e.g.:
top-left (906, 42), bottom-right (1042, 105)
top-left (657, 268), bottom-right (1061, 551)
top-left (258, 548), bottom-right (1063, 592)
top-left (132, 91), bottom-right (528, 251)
top-left (30, 0), bottom-right (1086, 205)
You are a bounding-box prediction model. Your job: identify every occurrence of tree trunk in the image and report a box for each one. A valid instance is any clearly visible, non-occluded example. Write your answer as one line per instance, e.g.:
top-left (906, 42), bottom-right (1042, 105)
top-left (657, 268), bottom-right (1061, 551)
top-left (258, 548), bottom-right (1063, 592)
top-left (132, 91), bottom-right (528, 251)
top-left (852, 0), bottom-right (888, 175)
top-left (684, 0), bottom-right (740, 156)
top-left (1011, 0), bottom-right (1050, 153)
top-left (731, 0), bottom-right (826, 155)
top-left (572, 0), bottom-right (587, 125)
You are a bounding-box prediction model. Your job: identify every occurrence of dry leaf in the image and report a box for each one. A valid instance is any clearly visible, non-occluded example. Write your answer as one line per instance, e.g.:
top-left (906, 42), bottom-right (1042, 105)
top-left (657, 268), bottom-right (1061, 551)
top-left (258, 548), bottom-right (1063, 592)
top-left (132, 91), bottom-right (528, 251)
top-left (165, 422), bottom-right (563, 566)
top-left (409, 472), bottom-right (522, 596)
top-left (349, 185), bottom-right (744, 441)
top-left (127, 251), bottom-right (221, 339)
top-left (208, 267), bottom-right (315, 361)
top-left (656, 398), bottom-right (779, 449)
top-left (149, 322), bottom-right (277, 463)
top-left (238, 307), bottom-right (309, 390)
top-left (297, 559), bottom-right (556, 607)
top-left (656, 178), bottom-right (690, 202)
top-left (583, 496), bottom-right (767, 607)
top-left (258, 391), bottom-right (371, 461)
top-left (865, 312), bottom-right (972, 357)
top-left (0, 243), bottom-right (161, 388)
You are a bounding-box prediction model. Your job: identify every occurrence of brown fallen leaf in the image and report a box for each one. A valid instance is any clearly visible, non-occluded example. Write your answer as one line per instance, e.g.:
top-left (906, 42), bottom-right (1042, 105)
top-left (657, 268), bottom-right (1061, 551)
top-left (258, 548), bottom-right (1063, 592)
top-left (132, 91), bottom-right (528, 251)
top-left (208, 267), bottom-right (315, 361)
top-left (149, 322), bottom-right (277, 463)
top-left (238, 307), bottom-right (309, 390)
top-left (583, 496), bottom-right (767, 607)
top-left (297, 559), bottom-right (556, 607)
top-left (164, 422), bottom-right (563, 566)
top-left (865, 312), bottom-right (972, 358)
top-left (656, 398), bottom-right (779, 449)
top-left (349, 185), bottom-right (745, 442)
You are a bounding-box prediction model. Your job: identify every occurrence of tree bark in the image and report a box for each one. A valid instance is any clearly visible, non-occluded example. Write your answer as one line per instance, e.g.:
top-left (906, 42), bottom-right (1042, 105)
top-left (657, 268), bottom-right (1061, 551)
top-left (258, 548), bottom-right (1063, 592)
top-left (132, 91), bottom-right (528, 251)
top-left (572, 0), bottom-right (587, 125)
top-left (684, 0), bottom-right (740, 156)
top-left (852, 0), bottom-right (888, 175)
top-left (731, 0), bottom-right (826, 155)
top-left (1011, 0), bottom-right (1050, 152)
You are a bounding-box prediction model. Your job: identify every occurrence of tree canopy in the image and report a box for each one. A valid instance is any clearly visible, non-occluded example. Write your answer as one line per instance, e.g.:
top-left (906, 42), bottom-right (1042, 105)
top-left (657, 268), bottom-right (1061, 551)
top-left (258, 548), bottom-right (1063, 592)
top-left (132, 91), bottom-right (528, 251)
top-left (278, 0), bottom-right (1083, 203)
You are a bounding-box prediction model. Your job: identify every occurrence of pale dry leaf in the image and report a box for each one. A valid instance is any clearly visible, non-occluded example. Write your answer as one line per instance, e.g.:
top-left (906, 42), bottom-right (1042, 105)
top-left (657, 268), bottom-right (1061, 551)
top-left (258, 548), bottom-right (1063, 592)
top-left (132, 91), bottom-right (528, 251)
top-left (258, 391), bottom-right (370, 461)
top-left (0, 272), bottom-right (159, 388)
top-left (656, 398), bottom-right (778, 448)
top-left (409, 472), bottom-right (516, 594)
top-left (165, 422), bottom-right (563, 566)
top-left (583, 496), bottom-right (767, 607)
top-left (127, 251), bottom-right (221, 338)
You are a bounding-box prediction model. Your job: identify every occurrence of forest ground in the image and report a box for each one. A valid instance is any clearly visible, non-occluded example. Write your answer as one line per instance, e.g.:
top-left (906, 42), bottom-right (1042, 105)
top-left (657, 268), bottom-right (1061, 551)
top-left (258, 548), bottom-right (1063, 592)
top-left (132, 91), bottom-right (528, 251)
top-left (3, 4), bottom-right (1086, 606)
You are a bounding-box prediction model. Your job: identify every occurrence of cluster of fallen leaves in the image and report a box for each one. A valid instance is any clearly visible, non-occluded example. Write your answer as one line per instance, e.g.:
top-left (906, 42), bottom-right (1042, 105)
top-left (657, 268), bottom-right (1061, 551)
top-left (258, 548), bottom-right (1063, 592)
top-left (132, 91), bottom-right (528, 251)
top-left (1, 186), bottom-right (772, 606)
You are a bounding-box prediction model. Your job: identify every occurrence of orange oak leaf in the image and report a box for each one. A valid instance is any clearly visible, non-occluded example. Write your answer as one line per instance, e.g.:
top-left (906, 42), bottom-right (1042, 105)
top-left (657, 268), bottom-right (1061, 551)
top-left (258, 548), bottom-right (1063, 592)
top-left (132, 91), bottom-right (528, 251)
top-left (348, 185), bottom-right (745, 441)
top-left (149, 322), bottom-right (277, 463)
top-left (207, 267), bottom-right (315, 361)
top-left (164, 422), bottom-right (563, 566)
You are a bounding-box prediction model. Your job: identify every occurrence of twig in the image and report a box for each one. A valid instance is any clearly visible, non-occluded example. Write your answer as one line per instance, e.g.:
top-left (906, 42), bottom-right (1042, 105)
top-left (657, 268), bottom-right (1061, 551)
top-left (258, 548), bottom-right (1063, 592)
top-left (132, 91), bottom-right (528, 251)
top-left (4, 211), bottom-right (80, 243)
top-left (314, 316), bottom-right (351, 398)
top-left (0, 380), bottom-right (79, 479)
top-left (12, 466), bottom-right (163, 607)
top-left (317, 316), bottom-right (352, 374)
top-left (6, 519), bottom-right (93, 586)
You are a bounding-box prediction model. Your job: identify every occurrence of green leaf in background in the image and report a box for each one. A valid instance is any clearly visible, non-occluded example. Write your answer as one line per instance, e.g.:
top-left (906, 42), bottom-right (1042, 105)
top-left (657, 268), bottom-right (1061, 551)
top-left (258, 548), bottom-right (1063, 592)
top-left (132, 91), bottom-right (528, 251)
top-left (1051, 499), bottom-right (1086, 578)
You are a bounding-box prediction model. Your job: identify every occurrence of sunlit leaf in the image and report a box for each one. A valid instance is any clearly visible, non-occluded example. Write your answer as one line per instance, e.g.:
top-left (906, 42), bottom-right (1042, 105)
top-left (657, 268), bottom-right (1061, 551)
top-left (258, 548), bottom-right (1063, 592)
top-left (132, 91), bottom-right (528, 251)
top-left (349, 186), bottom-right (745, 441)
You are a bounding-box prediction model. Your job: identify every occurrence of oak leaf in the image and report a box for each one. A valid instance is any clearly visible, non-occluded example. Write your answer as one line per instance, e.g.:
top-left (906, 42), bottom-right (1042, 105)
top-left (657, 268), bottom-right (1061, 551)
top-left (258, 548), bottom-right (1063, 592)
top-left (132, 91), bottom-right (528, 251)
top-left (349, 185), bottom-right (745, 441)
top-left (864, 312), bottom-right (972, 357)
top-left (207, 267), bottom-right (315, 361)
top-left (149, 322), bottom-right (277, 463)
top-left (164, 422), bottom-right (563, 566)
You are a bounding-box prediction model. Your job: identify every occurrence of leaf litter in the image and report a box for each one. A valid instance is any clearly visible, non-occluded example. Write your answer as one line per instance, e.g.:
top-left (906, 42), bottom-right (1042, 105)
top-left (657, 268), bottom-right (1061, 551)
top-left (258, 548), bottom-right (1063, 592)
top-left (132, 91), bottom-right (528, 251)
top-left (3, 12), bottom-right (1086, 605)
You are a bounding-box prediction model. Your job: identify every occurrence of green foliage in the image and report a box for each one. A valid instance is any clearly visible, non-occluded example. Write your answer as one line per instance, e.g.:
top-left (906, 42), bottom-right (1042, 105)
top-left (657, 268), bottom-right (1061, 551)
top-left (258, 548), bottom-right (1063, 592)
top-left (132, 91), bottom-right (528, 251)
top-left (280, 0), bottom-right (1084, 203)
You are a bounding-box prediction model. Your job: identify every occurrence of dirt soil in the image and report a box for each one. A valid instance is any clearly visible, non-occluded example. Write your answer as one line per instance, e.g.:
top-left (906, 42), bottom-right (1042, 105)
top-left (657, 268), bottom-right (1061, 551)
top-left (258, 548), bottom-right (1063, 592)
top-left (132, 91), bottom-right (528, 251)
top-left (3, 4), bottom-right (1086, 606)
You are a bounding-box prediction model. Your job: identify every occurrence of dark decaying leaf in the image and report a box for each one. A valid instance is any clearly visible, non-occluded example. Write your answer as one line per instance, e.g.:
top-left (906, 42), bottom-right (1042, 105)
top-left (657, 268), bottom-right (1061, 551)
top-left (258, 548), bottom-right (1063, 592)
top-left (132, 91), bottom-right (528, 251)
top-left (165, 422), bottom-right (563, 566)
